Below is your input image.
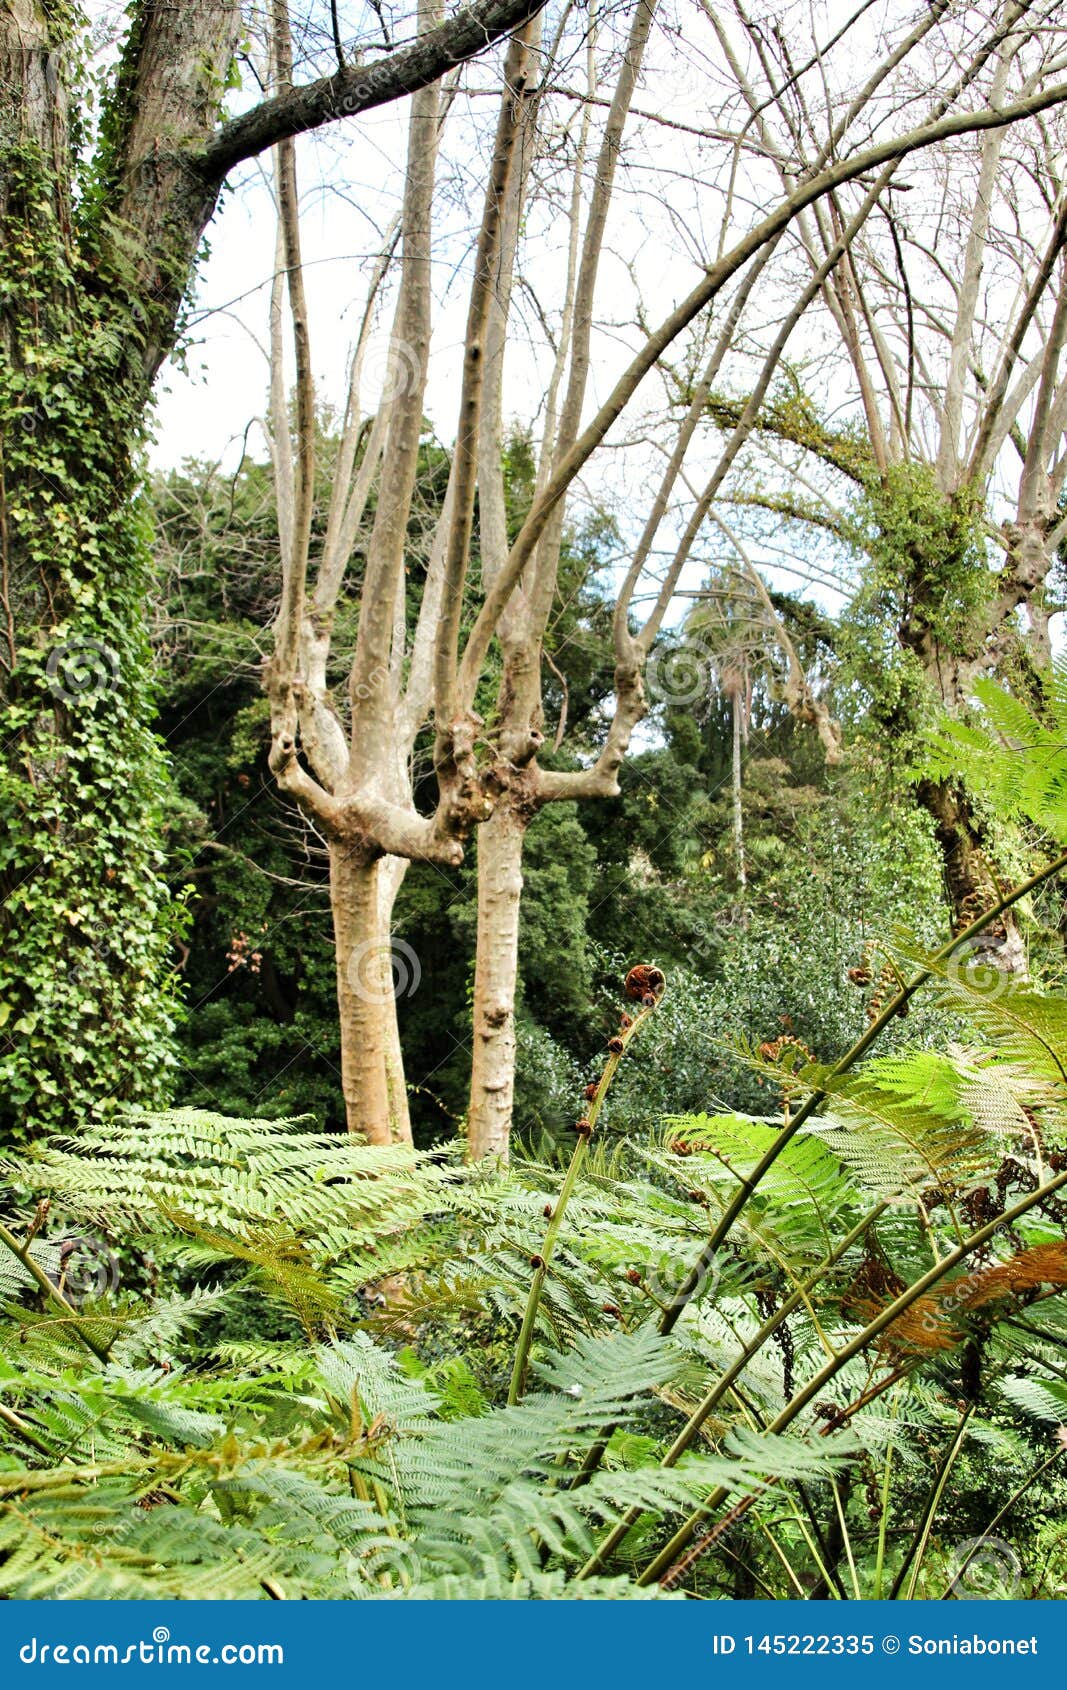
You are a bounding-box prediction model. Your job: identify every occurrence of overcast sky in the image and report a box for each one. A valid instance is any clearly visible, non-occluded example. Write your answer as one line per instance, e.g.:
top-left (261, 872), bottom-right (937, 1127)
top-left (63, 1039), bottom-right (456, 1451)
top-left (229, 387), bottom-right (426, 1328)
top-left (141, 0), bottom-right (1067, 640)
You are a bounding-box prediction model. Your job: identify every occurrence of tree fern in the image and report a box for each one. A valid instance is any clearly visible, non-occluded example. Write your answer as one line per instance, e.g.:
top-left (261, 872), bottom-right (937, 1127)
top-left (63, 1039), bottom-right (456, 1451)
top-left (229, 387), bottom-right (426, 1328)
top-left (3, 1108), bottom-right (457, 1270)
top-left (928, 667), bottom-right (1067, 842)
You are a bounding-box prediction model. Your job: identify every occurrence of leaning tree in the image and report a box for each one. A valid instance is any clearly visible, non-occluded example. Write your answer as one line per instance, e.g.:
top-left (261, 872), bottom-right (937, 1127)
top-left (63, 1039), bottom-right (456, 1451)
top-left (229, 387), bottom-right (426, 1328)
top-left (700, 0), bottom-right (1067, 967)
top-left (452, 0), bottom-right (1067, 1152)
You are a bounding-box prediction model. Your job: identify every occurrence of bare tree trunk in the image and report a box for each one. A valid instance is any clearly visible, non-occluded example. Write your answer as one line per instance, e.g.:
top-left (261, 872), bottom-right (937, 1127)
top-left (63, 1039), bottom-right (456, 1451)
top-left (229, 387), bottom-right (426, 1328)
top-left (377, 855), bottom-right (412, 1143)
top-left (731, 689), bottom-right (746, 893)
top-left (467, 805), bottom-right (526, 1160)
top-left (329, 847), bottom-right (412, 1144)
top-left (460, 8), bottom-right (657, 1160)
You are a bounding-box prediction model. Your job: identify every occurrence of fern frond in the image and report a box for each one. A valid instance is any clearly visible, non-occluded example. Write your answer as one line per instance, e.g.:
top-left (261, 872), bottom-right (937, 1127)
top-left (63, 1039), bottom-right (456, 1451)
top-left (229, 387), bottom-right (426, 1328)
top-left (928, 671), bottom-right (1067, 842)
top-left (3, 1108), bottom-right (459, 1270)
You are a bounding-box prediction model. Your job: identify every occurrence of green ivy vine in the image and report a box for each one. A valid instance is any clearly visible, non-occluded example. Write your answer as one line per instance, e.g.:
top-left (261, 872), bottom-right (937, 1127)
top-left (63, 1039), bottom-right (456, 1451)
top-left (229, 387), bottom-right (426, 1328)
top-left (0, 137), bottom-right (187, 1142)
top-left (850, 460), bottom-right (992, 654)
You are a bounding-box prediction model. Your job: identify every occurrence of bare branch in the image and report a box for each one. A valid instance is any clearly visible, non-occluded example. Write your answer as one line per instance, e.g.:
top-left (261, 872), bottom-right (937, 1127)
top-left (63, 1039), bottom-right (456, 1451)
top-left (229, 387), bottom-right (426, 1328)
top-left (433, 24), bottom-right (538, 729)
top-left (457, 70), bottom-right (1067, 706)
top-left (199, 0), bottom-right (547, 179)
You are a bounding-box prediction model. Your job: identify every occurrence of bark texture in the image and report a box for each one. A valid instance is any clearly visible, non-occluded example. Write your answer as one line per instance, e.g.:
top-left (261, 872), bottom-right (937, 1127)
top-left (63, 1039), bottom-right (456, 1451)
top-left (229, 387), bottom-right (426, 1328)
top-left (0, 0), bottom-right (548, 1138)
top-left (200, 0), bottom-right (545, 177)
top-left (916, 777), bottom-right (1027, 970)
top-left (329, 847), bottom-right (412, 1145)
top-left (467, 805), bottom-right (526, 1160)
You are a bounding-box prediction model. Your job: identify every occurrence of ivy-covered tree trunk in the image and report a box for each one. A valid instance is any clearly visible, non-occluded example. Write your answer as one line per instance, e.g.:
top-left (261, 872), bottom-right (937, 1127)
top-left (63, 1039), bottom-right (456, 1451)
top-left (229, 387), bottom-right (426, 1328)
top-left (914, 776), bottom-right (1026, 969)
top-left (1, 0), bottom-right (535, 1141)
top-left (895, 511), bottom-right (1028, 973)
top-left (0, 5), bottom-right (223, 1138)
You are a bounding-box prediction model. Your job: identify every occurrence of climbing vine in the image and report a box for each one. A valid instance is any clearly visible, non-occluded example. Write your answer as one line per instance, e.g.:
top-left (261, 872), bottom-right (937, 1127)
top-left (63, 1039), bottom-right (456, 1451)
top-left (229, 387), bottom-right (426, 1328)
top-left (834, 462), bottom-right (993, 768)
top-left (851, 460), bottom-right (991, 654)
top-left (0, 138), bottom-right (186, 1141)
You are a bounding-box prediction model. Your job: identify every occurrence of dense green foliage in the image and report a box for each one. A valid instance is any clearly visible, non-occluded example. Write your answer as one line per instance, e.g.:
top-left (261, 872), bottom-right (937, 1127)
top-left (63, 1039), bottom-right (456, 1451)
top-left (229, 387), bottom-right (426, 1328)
top-left (6, 0), bottom-right (1067, 1612)
top-left (852, 462), bottom-right (990, 658)
top-left (4, 856), bottom-right (1067, 1596)
top-left (0, 139), bottom-right (185, 1144)
top-left (8, 388), bottom-right (1067, 1602)
top-left (5, 528), bottom-right (1067, 1598)
top-left (148, 440), bottom-right (951, 1146)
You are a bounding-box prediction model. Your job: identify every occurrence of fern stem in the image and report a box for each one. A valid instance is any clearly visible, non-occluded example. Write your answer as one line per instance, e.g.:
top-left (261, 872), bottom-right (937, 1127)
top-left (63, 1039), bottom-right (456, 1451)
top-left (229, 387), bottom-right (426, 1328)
top-left (656, 847), bottom-right (1067, 1339)
top-left (831, 1475), bottom-right (861, 1599)
top-left (756, 1513), bottom-right (810, 1596)
top-left (891, 1401), bottom-right (975, 1599)
top-left (773, 1491), bottom-right (843, 1598)
top-left (0, 1399), bottom-right (53, 1457)
top-left (576, 851), bottom-right (1067, 1566)
top-left (506, 971), bottom-right (664, 1406)
top-left (710, 1536), bottom-right (778, 1599)
top-left (639, 1160), bottom-right (1067, 1586)
top-left (0, 1218), bottom-right (110, 1363)
top-left (872, 1384), bottom-right (904, 1599)
top-left (935, 1444), bottom-right (1063, 1599)
top-left (644, 1363), bottom-right (910, 1595)
top-left (575, 1200), bottom-right (888, 1575)
top-left (792, 1479), bottom-right (850, 1600)
top-left (1004, 1316), bottom-right (1067, 1379)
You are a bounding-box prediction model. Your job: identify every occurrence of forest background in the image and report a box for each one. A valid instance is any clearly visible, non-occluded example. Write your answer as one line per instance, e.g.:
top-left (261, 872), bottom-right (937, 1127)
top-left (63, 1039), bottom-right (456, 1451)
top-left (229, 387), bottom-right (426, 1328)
top-left (6, 0), bottom-right (1067, 1603)
top-left (140, 0), bottom-right (1002, 1153)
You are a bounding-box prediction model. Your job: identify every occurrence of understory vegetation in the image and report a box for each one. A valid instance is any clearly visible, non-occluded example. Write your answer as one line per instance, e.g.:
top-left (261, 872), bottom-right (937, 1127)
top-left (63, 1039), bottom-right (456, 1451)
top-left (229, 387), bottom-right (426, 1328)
top-left (149, 430), bottom-right (952, 1145)
top-left (3, 697), bottom-right (1067, 1599)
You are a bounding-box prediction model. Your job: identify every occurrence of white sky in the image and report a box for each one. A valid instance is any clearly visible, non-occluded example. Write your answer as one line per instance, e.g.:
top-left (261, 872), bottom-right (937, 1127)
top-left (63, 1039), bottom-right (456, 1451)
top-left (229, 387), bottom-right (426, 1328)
top-left (144, 0), bottom-right (1067, 642)
top-left (148, 7), bottom-right (862, 637)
